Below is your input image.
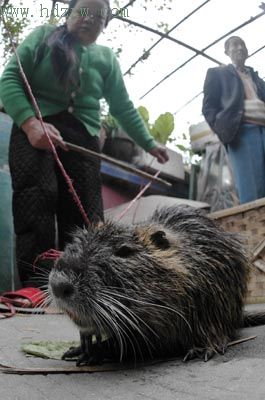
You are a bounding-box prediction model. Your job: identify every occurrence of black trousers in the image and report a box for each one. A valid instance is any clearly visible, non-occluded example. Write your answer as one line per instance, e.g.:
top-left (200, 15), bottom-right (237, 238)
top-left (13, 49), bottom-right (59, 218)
top-left (9, 111), bottom-right (103, 284)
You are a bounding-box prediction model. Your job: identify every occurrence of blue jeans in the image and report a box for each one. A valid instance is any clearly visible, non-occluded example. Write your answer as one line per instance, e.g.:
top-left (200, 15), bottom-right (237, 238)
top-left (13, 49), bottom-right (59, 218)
top-left (227, 124), bottom-right (265, 204)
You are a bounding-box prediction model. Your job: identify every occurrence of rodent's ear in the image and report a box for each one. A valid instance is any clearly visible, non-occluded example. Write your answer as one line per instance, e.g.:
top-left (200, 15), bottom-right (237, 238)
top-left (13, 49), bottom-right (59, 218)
top-left (150, 230), bottom-right (170, 250)
top-left (114, 244), bottom-right (138, 258)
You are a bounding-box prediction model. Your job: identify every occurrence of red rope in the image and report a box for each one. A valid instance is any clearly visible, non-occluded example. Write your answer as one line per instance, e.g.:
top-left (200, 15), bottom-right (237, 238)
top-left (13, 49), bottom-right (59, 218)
top-left (33, 249), bottom-right (63, 271)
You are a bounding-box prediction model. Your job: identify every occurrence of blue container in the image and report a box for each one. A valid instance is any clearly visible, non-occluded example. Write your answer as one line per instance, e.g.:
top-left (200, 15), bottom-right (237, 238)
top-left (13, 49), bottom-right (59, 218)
top-left (0, 111), bottom-right (12, 168)
top-left (0, 111), bottom-right (15, 291)
top-left (0, 169), bottom-right (14, 291)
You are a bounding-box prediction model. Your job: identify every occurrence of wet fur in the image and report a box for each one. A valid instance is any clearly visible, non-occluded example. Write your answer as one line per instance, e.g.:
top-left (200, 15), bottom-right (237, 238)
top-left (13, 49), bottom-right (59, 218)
top-left (49, 205), bottom-right (255, 362)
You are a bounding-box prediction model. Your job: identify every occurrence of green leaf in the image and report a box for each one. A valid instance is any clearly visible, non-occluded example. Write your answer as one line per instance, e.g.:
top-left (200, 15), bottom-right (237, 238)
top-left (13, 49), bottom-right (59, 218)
top-left (152, 112), bottom-right (174, 144)
top-left (21, 336), bottom-right (108, 360)
top-left (21, 341), bottom-right (79, 360)
top-left (137, 105), bottom-right (150, 123)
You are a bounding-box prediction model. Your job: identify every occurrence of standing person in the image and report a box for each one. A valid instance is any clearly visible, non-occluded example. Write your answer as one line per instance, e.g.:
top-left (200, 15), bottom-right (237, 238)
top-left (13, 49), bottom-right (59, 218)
top-left (202, 36), bottom-right (265, 204)
top-left (0, 0), bottom-right (169, 286)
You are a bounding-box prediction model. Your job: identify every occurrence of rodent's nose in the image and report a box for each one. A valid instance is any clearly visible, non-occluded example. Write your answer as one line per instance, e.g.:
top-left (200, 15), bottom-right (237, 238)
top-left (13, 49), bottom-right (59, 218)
top-left (51, 281), bottom-right (74, 299)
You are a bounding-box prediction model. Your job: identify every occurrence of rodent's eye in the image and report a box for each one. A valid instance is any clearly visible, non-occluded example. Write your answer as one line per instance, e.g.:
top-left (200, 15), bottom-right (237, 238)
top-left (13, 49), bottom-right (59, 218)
top-left (150, 230), bottom-right (170, 250)
top-left (114, 244), bottom-right (138, 258)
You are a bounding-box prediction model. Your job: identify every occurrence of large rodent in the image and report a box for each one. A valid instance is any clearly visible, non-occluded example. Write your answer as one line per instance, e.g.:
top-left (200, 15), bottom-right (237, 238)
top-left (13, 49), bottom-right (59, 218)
top-left (49, 205), bottom-right (265, 365)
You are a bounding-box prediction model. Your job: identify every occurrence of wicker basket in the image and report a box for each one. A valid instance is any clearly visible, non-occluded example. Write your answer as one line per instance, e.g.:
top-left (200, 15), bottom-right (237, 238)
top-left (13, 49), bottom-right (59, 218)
top-left (208, 197), bottom-right (265, 304)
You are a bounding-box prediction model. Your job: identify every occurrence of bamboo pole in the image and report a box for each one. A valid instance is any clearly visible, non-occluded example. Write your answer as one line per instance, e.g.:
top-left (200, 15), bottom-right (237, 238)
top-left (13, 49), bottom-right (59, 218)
top-left (64, 141), bottom-right (172, 188)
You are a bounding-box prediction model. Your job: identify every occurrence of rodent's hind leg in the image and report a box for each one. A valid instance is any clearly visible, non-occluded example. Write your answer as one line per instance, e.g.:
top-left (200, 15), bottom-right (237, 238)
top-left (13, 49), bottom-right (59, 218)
top-left (183, 347), bottom-right (215, 362)
top-left (183, 342), bottom-right (228, 362)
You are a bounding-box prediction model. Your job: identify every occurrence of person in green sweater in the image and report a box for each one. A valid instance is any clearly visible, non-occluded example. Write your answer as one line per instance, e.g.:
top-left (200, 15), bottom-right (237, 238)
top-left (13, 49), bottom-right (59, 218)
top-left (0, 0), bottom-right (169, 286)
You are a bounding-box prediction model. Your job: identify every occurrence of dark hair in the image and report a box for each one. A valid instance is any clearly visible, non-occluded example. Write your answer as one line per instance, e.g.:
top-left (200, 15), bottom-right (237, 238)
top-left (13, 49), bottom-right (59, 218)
top-left (224, 36), bottom-right (246, 53)
top-left (67, 0), bottom-right (112, 25)
top-left (39, 0), bottom-right (112, 88)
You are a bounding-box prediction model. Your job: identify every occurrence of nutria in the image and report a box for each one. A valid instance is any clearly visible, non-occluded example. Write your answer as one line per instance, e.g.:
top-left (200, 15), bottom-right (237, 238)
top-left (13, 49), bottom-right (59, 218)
top-left (48, 205), bottom-right (265, 366)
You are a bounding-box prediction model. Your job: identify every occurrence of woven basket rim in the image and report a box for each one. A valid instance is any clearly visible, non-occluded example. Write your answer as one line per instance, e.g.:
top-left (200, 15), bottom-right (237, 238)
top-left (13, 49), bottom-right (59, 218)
top-left (208, 197), bottom-right (265, 220)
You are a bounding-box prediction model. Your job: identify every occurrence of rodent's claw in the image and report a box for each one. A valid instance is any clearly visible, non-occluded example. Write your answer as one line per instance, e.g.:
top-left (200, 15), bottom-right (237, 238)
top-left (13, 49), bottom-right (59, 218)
top-left (61, 339), bottom-right (104, 365)
top-left (183, 342), bottom-right (229, 362)
top-left (62, 333), bottom-right (95, 361)
top-left (183, 348), bottom-right (197, 362)
top-left (183, 347), bottom-right (215, 362)
top-left (74, 332), bottom-right (105, 366)
top-left (62, 345), bottom-right (82, 360)
top-left (217, 343), bottom-right (228, 355)
top-left (203, 348), bottom-right (215, 362)
top-left (76, 353), bottom-right (104, 367)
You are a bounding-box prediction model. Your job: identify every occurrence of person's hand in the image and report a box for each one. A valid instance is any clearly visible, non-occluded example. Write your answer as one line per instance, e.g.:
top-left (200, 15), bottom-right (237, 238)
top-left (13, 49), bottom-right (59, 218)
top-left (21, 117), bottom-right (68, 150)
top-left (148, 144), bottom-right (169, 164)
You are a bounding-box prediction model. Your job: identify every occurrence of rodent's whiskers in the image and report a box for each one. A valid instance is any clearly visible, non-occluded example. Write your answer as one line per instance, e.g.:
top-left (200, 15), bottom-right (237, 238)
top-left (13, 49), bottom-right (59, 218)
top-left (103, 289), bottom-right (192, 333)
top-left (101, 292), bottom-right (159, 340)
top-left (91, 299), bottom-right (126, 361)
top-left (18, 259), bottom-right (52, 276)
top-left (97, 297), bottom-right (141, 362)
top-left (100, 291), bottom-right (158, 353)
top-left (98, 293), bottom-right (156, 360)
top-left (17, 259), bottom-right (51, 291)
top-left (34, 287), bottom-right (53, 314)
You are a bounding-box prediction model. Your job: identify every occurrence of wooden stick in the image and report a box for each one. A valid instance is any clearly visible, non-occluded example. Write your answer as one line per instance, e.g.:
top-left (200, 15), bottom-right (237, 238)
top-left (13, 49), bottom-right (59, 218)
top-left (0, 357), bottom-right (178, 375)
top-left (228, 335), bottom-right (257, 347)
top-left (64, 141), bottom-right (172, 188)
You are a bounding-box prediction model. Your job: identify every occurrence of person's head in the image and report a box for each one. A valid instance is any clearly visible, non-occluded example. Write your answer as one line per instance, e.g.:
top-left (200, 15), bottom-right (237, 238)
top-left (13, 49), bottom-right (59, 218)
top-left (224, 36), bottom-right (248, 66)
top-left (42, 0), bottom-right (111, 87)
top-left (66, 0), bottom-right (111, 45)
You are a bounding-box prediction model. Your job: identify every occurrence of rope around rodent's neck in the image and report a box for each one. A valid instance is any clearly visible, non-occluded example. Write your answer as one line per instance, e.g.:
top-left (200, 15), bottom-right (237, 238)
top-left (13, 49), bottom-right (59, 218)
top-left (1, 13), bottom-right (91, 226)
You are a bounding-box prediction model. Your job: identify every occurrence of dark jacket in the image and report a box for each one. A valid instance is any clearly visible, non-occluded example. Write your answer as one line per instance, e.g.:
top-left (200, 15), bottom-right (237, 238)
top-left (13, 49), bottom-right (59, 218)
top-left (202, 64), bottom-right (265, 144)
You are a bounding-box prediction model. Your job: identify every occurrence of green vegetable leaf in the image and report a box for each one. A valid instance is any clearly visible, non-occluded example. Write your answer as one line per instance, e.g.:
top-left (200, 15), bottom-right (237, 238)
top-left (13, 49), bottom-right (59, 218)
top-left (21, 341), bottom-right (79, 360)
top-left (137, 106), bottom-right (150, 123)
top-left (152, 112), bottom-right (174, 144)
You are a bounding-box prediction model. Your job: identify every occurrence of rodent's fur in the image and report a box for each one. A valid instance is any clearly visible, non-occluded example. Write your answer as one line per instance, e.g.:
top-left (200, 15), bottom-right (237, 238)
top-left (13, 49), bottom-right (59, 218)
top-left (49, 205), bottom-right (265, 364)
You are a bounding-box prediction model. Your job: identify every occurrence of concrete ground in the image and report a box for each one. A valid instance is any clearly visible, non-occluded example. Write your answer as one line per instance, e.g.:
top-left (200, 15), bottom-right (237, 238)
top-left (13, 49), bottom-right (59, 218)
top-left (1, 304), bottom-right (265, 400)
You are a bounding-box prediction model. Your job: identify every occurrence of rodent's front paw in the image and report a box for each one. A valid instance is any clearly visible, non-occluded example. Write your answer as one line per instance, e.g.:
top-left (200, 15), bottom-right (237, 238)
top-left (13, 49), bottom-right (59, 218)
top-left (76, 352), bottom-right (104, 366)
top-left (62, 345), bottom-right (82, 360)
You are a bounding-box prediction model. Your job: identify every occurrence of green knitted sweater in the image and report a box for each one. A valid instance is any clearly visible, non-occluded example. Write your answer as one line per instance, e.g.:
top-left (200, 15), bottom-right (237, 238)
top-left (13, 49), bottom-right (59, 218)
top-left (0, 24), bottom-right (156, 151)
